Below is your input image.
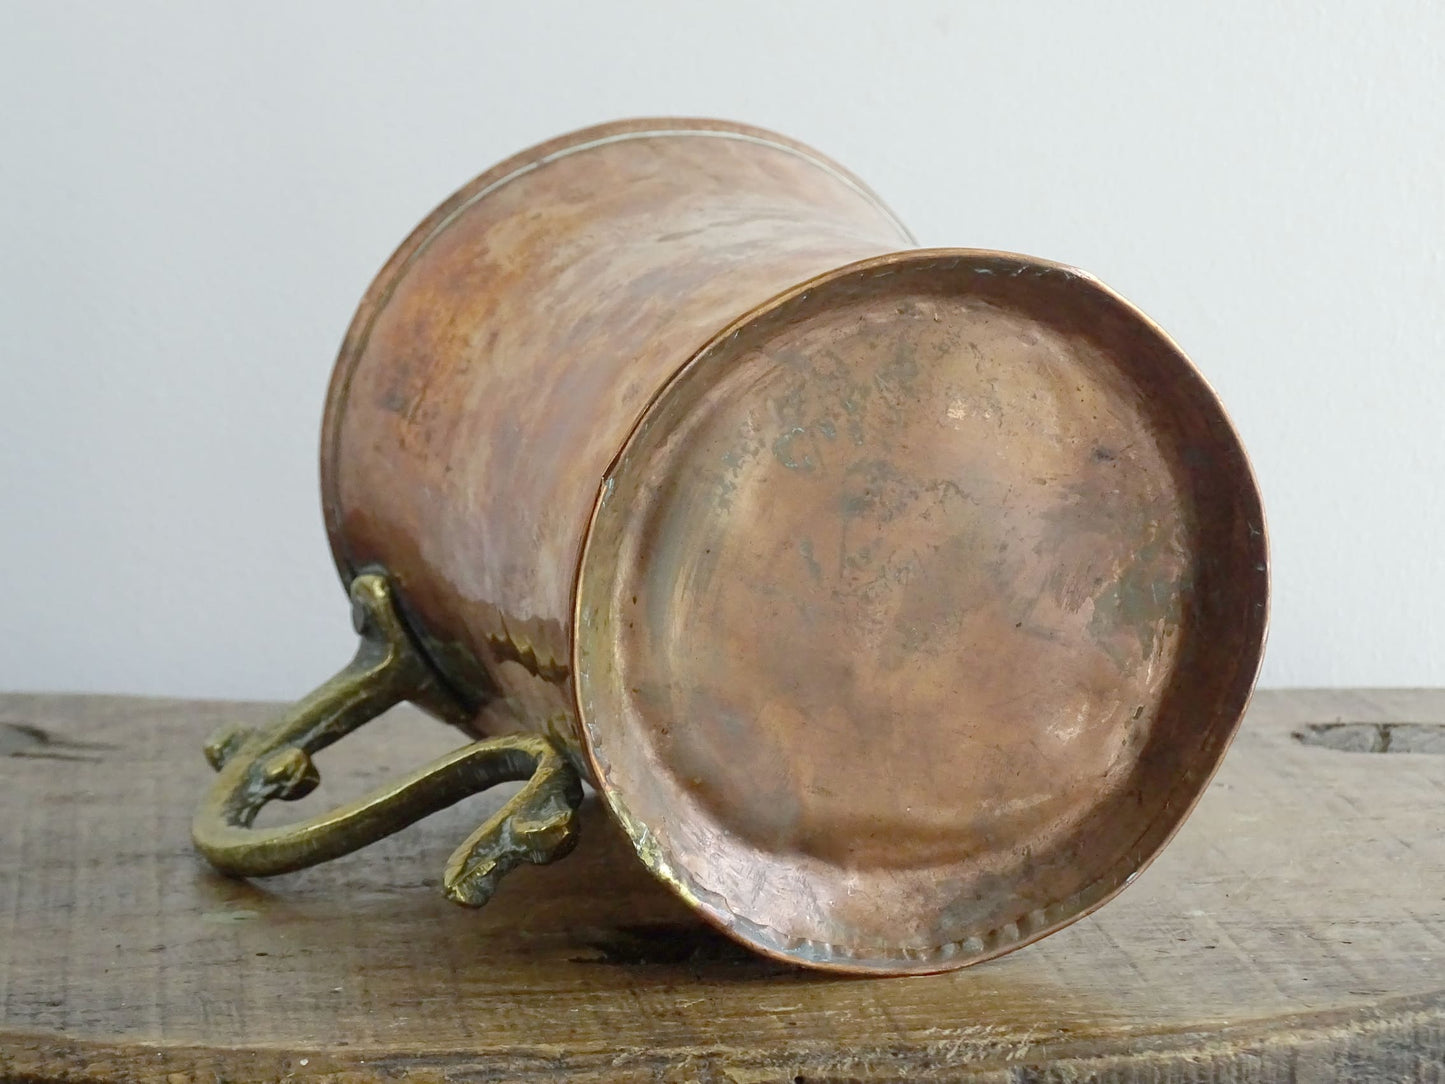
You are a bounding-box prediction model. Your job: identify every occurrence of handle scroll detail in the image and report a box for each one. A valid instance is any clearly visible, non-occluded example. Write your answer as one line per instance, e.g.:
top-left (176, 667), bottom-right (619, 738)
top-left (191, 573), bottom-right (583, 907)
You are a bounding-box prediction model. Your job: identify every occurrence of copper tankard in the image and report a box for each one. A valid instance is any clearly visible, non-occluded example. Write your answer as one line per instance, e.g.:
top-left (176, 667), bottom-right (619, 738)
top-left (193, 118), bottom-right (1268, 974)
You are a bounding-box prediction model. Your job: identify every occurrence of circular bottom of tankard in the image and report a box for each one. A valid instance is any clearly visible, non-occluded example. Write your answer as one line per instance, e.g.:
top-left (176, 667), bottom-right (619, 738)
top-left (574, 249), bottom-right (1267, 973)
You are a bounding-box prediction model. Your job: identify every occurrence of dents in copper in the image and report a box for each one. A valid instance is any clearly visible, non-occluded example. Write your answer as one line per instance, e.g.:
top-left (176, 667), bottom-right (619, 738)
top-left (193, 118), bottom-right (1267, 974)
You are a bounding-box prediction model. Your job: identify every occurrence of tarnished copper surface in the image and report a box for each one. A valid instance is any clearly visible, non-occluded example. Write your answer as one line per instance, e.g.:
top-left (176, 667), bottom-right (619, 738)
top-left (322, 118), bottom-right (913, 756)
top-left (578, 252), bottom-right (1267, 970)
top-left (316, 118), bottom-right (1268, 972)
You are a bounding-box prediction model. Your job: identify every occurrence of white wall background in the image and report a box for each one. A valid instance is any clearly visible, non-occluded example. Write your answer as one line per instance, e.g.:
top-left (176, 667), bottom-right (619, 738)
top-left (1, 1), bottom-right (1441, 699)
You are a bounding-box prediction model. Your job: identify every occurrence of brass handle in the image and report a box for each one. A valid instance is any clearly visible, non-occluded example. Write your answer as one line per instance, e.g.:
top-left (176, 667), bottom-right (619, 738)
top-left (191, 573), bottom-right (583, 907)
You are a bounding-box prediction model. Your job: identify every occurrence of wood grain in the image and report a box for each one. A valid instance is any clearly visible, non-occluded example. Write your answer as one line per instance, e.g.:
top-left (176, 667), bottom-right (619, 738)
top-left (2, 689), bottom-right (1443, 1081)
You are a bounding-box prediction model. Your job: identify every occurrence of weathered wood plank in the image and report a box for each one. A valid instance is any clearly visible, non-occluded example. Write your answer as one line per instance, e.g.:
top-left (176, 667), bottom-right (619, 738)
top-left (2, 689), bottom-right (1443, 1081)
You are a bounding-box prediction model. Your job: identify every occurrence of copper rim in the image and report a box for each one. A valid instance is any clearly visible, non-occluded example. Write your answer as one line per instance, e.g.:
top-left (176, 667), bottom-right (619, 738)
top-left (573, 248), bottom-right (1269, 974)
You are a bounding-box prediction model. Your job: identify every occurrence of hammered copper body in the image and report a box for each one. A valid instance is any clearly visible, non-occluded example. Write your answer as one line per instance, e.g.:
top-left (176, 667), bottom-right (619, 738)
top-left (195, 117), bottom-right (1268, 974)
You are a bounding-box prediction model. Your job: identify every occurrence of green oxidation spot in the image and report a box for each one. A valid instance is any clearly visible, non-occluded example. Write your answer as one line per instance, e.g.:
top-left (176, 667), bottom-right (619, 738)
top-left (799, 538), bottom-right (823, 583)
top-left (879, 339), bottom-right (920, 391)
top-left (841, 394), bottom-right (867, 446)
top-left (772, 380), bottom-right (807, 424)
top-left (712, 434), bottom-right (763, 513)
top-left (1088, 531), bottom-right (1186, 668)
top-left (771, 426), bottom-right (815, 471)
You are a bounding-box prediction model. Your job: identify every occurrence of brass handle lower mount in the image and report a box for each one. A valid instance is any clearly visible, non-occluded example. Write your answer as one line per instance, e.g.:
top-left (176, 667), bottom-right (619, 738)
top-left (191, 573), bottom-right (583, 907)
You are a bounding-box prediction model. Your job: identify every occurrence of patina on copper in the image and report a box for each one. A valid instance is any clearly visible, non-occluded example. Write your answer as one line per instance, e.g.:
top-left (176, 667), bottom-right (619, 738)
top-left (193, 117), bottom-right (1268, 974)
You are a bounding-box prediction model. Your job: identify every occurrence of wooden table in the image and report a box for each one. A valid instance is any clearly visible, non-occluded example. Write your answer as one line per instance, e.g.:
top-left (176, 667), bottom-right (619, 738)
top-left (2, 689), bottom-right (1443, 1082)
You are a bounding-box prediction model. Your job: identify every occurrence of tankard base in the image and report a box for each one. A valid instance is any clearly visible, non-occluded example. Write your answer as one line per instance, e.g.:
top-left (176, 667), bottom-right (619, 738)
top-left (575, 249), bottom-right (1267, 973)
